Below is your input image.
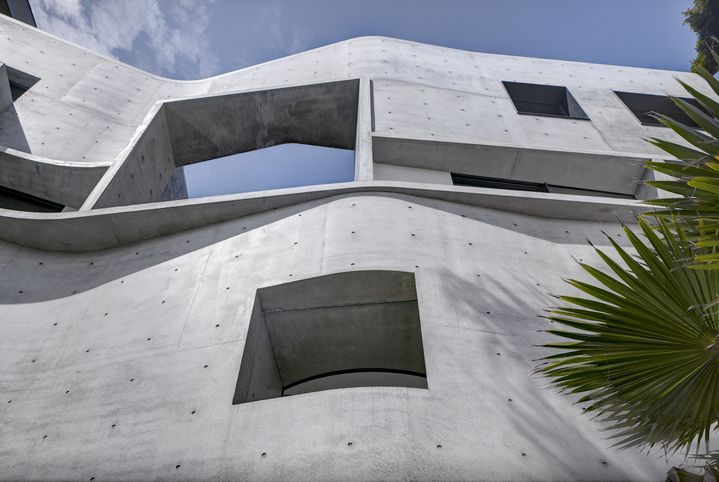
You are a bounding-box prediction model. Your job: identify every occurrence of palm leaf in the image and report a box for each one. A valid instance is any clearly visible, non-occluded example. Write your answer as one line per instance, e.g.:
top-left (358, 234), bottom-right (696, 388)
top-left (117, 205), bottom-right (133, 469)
top-left (538, 217), bottom-right (719, 453)
top-left (644, 70), bottom-right (719, 270)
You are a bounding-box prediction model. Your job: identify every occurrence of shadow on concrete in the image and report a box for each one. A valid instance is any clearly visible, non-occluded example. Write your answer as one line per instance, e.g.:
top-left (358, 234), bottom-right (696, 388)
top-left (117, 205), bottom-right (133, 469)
top-left (0, 193), bottom-right (630, 306)
top-left (435, 265), bottom-right (673, 480)
top-left (0, 199), bottom-right (327, 304)
top-left (375, 192), bottom-right (634, 248)
top-left (0, 105), bottom-right (31, 153)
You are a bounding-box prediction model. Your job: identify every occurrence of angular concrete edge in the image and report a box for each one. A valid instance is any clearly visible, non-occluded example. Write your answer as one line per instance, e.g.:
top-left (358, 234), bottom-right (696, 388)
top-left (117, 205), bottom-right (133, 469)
top-left (80, 79), bottom-right (360, 211)
top-left (371, 134), bottom-right (665, 197)
top-left (79, 102), bottom-right (170, 211)
top-left (354, 77), bottom-right (374, 181)
top-left (0, 181), bottom-right (648, 252)
top-left (0, 145), bottom-right (110, 208)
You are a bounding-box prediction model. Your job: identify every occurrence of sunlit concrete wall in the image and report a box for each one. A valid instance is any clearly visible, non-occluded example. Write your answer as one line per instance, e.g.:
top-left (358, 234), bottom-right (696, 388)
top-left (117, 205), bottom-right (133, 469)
top-left (0, 15), bottom-right (698, 481)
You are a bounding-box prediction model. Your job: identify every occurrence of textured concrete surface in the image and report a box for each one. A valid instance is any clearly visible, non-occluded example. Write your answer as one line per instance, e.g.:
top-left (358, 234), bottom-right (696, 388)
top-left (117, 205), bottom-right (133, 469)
top-left (0, 14), bottom-right (705, 481)
top-left (0, 197), bottom-right (688, 481)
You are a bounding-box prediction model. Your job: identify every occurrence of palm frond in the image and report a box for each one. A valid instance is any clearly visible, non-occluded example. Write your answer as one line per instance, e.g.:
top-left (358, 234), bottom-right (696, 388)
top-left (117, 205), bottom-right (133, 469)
top-left (644, 68), bottom-right (719, 269)
top-left (538, 217), bottom-right (719, 453)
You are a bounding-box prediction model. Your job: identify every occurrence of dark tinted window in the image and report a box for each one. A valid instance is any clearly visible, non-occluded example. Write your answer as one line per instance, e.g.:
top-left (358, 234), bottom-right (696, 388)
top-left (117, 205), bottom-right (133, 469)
top-left (451, 173), bottom-right (634, 199)
top-left (503, 81), bottom-right (589, 120)
top-left (0, 185), bottom-right (64, 212)
top-left (615, 91), bottom-right (706, 127)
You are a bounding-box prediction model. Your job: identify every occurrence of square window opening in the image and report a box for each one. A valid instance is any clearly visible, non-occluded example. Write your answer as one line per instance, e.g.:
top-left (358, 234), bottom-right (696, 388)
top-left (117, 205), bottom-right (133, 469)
top-left (503, 81), bottom-right (589, 120)
top-left (615, 91), bottom-right (707, 128)
top-left (232, 270), bottom-right (427, 404)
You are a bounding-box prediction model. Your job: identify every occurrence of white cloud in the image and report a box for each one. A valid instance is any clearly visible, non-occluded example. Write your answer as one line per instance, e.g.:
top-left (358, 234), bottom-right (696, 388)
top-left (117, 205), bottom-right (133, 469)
top-left (260, 0), bottom-right (309, 57)
top-left (29, 0), bottom-right (219, 79)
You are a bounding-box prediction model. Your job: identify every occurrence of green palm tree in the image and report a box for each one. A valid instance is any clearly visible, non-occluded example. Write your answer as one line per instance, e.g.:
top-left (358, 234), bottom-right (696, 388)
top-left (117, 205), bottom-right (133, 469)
top-left (644, 58), bottom-right (719, 269)
top-left (539, 218), bottom-right (719, 454)
top-left (540, 59), bottom-right (719, 477)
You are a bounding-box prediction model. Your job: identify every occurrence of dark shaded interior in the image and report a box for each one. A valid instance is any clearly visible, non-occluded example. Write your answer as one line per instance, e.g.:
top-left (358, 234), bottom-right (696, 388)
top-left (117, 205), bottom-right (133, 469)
top-left (503, 81), bottom-right (589, 120)
top-left (451, 172), bottom-right (634, 199)
top-left (0, 184), bottom-right (64, 212)
top-left (233, 270), bottom-right (427, 404)
top-left (6, 66), bottom-right (39, 100)
top-left (615, 91), bottom-right (707, 127)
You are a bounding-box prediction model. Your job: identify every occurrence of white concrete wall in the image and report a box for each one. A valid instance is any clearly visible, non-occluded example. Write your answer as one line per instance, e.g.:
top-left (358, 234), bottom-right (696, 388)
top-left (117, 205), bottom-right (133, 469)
top-left (0, 196), bottom-right (685, 480)
top-left (0, 15), bottom-right (703, 481)
top-left (0, 15), bottom-right (707, 206)
top-left (373, 163), bottom-right (452, 185)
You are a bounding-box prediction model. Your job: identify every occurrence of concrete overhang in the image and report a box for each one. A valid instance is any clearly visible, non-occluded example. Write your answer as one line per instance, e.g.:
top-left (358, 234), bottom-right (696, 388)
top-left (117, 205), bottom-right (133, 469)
top-left (372, 135), bottom-right (653, 197)
top-left (0, 146), bottom-right (110, 208)
top-left (0, 181), bottom-right (647, 252)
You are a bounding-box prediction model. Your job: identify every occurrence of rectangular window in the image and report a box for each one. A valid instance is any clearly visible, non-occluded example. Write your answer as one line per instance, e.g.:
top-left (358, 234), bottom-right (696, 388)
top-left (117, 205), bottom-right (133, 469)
top-left (502, 81), bottom-right (589, 120)
top-left (451, 172), bottom-right (634, 199)
top-left (451, 173), bottom-right (550, 193)
top-left (615, 91), bottom-right (705, 127)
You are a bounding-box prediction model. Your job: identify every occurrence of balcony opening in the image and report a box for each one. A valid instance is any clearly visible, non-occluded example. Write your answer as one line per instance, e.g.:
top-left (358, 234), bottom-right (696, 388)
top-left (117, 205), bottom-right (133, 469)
top-left (614, 91), bottom-right (707, 127)
top-left (451, 172), bottom-right (635, 199)
top-left (503, 81), bottom-right (589, 120)
top-left (89, 79), bottom-right (359, 208)
top-left (179, 144), bottom-right (354, 198)
top-left (233, 270), bottom-right (427, 404)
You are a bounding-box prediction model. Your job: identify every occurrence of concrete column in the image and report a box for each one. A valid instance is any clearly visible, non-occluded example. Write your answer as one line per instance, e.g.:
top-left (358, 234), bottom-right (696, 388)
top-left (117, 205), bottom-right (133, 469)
top-left (354, 77), bottom-right (373, 181)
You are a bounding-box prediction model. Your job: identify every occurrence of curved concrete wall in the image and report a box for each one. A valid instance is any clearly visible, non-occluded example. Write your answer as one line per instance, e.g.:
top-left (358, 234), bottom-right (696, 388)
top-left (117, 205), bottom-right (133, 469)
top-left (0, 196), bottom-right (685, 480)
top-left (0, 15), bottom-right (703, 481)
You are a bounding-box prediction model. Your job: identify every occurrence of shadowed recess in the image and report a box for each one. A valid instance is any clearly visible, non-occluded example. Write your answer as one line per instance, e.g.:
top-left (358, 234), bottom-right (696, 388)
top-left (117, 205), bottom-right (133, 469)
top-left (233, 270), bottom-right (428, 404)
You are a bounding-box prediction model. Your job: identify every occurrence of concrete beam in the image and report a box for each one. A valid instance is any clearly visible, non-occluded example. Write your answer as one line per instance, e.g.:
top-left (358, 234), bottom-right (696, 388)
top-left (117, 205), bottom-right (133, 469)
top-left (0, 181), bottom-right (647, 252)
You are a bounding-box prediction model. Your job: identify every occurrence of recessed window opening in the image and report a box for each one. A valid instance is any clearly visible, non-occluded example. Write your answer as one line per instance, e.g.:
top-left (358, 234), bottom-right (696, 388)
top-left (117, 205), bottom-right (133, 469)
top-left (0, 184), bottom-right (64, 212)
top-left (9, 80), bottom-right (28, 100)
top-left (5, 66), bottom-right (39, 101)
top-left (178, 144), bottom-right (354, 198)
top-left (451, 172), bottom-right (635, 199)
top-left (232, 270), bottom-right (427, 404)
top-left (615, 91), bottom-right (707, 127)
top-left (503, 81), bottom-right (589, 120)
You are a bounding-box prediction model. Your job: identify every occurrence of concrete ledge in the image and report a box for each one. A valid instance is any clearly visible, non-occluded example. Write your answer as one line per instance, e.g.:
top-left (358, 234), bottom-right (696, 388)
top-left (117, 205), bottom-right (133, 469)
top-left (372, 135), bottom-right (660, 197)
top-left (0, 181), bottom-right (647, 252)
top-left (0, 146), bottom-right (110, 208)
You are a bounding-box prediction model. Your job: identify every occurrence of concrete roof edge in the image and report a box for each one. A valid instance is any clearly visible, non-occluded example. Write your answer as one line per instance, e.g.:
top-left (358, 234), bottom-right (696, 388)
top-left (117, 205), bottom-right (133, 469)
top-left (1, 16), bottom-right (697, 84)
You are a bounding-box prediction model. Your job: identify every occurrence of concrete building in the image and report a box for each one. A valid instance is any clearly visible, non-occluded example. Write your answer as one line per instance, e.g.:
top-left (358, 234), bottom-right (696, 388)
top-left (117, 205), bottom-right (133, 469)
top-left (0, 14), bottom-right (707, 481)
top-left (0, 0), bottom-right (35, 28)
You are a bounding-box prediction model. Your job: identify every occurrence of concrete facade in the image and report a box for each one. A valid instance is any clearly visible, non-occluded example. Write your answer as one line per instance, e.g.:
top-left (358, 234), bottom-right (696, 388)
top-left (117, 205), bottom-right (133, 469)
top-left (0, 15), bottom-right (706, 480)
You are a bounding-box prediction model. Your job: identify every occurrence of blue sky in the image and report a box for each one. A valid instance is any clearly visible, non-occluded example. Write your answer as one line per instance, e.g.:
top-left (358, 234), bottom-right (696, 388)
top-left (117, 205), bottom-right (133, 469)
top-left (29, 0), bottom-right (698, 198)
